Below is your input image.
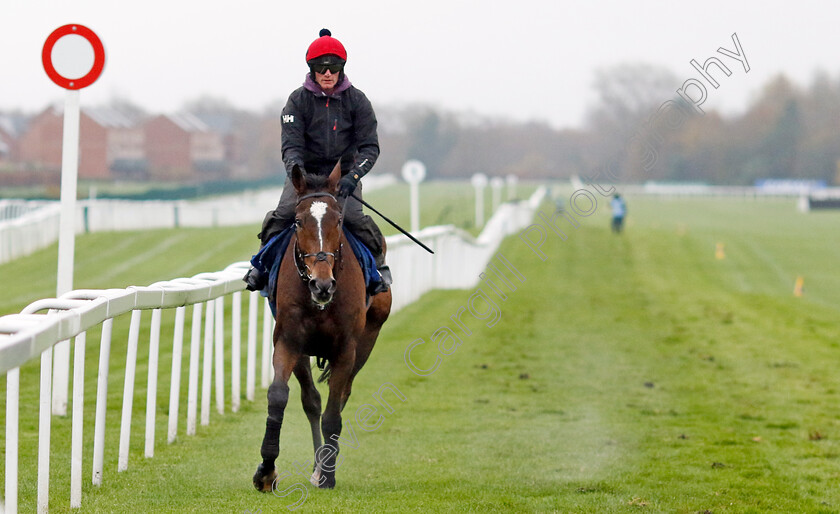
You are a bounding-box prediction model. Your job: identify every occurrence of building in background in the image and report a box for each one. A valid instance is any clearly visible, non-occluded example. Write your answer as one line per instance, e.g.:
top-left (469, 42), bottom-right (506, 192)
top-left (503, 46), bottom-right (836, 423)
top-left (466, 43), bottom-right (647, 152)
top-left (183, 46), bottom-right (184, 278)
top-left (143, 113), bottom-right (227, 181)
top-left (16, 104), bottom-right (146, 181)
top-left (0, 114), bottom-right (23, 166)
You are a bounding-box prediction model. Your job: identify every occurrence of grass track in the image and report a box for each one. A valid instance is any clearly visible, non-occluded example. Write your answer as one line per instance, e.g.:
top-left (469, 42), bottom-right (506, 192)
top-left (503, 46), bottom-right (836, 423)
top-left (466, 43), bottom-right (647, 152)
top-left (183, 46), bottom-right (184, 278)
top-left (2, 192), bottom-right (840, 512)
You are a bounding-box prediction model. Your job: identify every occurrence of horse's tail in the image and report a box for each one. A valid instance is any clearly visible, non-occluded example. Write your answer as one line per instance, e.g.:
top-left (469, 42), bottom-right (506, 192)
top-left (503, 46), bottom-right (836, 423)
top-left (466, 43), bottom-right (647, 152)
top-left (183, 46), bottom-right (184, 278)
top-left (317, 363), bottom-right (331, 383)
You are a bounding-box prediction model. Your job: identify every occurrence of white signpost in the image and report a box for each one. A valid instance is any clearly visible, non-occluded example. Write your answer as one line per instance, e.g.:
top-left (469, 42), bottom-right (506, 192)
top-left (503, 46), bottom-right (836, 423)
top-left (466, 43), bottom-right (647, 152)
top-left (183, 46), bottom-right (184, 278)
top-left (401, 160), bottom-right (426, 233)
top-left (41, 24), bottom-right (105, 418)
top-left (471, 173), bottom-right (488, 228)
top-left (490, 176), bottom-right (505, 212)
top-left (28, 24), bottom-right (105, 513)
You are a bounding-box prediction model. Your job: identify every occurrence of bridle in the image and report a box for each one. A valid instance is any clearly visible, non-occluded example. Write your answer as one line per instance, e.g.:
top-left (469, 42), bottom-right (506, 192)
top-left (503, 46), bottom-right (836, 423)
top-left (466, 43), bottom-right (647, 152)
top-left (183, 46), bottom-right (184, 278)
top-left (293, 192), bottom-right (346, 283)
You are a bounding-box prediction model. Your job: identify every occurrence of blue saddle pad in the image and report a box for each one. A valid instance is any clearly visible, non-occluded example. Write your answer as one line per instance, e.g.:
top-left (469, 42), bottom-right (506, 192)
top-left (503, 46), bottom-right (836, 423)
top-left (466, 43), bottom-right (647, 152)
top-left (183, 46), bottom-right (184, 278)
top-left (250, 226), bottom-right (381, 318)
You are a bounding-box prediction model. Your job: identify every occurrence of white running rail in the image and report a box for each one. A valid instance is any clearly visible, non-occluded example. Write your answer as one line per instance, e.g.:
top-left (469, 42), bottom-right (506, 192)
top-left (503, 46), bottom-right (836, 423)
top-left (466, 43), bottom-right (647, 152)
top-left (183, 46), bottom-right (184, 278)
top-left (0, 175), bottom-right (397, 266)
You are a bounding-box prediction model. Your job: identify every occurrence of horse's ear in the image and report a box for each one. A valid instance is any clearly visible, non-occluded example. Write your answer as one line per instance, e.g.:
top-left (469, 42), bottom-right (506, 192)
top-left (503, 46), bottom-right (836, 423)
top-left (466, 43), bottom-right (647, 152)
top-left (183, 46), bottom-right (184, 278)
top-left (291, 164), bottom-right (306, 195)
top-left (328, 161), bottom-right (342, 192)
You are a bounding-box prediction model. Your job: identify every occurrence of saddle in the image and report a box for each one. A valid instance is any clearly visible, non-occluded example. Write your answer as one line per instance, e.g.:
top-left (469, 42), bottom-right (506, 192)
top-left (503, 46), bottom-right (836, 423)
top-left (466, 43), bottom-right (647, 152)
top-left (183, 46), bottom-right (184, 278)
top-left (249, 226), bottom-right (381, 318)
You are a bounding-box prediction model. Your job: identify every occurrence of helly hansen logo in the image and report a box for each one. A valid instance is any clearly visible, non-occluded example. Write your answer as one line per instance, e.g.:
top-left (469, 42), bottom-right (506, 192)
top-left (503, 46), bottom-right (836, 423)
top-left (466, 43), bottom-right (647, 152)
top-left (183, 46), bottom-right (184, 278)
top-left (282, 115), bottom-right (294, 123)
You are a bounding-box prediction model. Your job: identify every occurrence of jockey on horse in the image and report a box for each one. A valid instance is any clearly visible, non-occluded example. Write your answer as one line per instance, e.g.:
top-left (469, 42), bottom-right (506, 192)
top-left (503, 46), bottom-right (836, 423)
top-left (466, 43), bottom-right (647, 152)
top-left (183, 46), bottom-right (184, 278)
top-left (244, 28), bottom-right (392, 296)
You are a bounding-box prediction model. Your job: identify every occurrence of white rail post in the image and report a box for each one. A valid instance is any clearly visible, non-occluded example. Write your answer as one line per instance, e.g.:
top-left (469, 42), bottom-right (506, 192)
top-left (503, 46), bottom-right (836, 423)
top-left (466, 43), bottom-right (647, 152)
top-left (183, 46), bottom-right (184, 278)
top-left (52, 338), bottom-right (71, 416)
top-left (231, 291), bottom-right (241, 412)
top-left (92, 319), bottom-right (113, 486)
top-left (246, 291), bottom-right (258, 401)
top-left (491, 177), bottom-right (504, 212)
top-left (186, 303), bottom-right (203, 436)
top-left (118, 310), bottom-right (142, 472)
top-left (201, 300), bottom-right (215, 426)
top-left (472, 173), bottom-right (488, 229)
top-left (168, 306), bottom-right (186, 443)
top-left (145, 309), bottom-right (162, 458)
top-left (214, 298), bottom-right (225, 415)
top-left (5, 368), bottom-right (20, 514)
top-left (37, 347), bottom-right (53, 514)
top-left (70, 332), bottom-right (87, 508)
top-left (506, 174), bottom-right (518, 201)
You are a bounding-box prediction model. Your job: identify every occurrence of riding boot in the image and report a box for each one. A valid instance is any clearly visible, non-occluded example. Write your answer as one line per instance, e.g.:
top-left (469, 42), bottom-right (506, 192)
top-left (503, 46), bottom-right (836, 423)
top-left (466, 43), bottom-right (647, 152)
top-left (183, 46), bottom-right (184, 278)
top-left (243, 234), bottom-right (269, 292)
top-left (369, 239), bottom-right (392, 296)
top-left (371, 265), bottom-right (392, 295)
top-left (243, 266), bottom-right (267, 291)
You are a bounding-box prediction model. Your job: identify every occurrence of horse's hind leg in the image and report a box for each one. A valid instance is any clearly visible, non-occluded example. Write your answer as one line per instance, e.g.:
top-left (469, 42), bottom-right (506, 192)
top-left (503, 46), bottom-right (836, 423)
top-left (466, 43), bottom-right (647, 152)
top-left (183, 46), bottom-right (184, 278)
top-left (293, 357), bottom-right (323, 484)
top-left (340, 291), bottom-right (392, 411)
top-left (253, 343), bottom-right (299, 492)
top-left (339, 333), bottom-right (377, 412)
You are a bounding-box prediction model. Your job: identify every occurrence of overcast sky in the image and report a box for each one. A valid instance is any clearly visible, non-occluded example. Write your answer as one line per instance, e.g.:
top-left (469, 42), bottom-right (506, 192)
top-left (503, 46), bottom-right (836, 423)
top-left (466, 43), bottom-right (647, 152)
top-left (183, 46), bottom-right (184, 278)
top-left (1, 0), bottom-right (836, 129)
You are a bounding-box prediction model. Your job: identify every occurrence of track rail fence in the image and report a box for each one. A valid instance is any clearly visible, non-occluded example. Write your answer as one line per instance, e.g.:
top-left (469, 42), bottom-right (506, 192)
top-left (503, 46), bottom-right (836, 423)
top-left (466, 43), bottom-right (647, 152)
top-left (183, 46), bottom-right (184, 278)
top-left (0, 187), bottom-right (545, 513)
top-left (0, 175), bottom-right (397, 266)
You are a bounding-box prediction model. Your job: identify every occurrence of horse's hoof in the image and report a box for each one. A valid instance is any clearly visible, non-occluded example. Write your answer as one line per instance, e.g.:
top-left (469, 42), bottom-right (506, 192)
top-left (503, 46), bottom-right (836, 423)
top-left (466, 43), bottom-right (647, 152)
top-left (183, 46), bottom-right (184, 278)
top-left (318, 474), bottom-right (336, 489)
top-left (253, 463), bottom-right (278, 492)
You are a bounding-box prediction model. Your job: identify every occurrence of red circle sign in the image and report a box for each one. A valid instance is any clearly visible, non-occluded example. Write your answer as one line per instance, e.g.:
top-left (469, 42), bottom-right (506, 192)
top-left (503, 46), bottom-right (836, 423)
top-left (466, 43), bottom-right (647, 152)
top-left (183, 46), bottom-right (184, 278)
top-left (42, 24), bottom-right (105, 90)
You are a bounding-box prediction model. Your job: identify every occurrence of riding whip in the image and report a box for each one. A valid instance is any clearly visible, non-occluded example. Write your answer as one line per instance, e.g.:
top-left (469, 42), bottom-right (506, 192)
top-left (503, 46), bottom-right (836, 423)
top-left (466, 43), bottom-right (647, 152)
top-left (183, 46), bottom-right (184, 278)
top-left (349, 193), bottom-right (435, 254)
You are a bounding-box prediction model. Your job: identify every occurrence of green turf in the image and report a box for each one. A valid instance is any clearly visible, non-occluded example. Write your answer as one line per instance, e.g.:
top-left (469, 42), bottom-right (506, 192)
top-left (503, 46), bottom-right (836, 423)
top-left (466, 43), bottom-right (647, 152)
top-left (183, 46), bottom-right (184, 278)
top-left (3, 192), bottom-right (840, 512)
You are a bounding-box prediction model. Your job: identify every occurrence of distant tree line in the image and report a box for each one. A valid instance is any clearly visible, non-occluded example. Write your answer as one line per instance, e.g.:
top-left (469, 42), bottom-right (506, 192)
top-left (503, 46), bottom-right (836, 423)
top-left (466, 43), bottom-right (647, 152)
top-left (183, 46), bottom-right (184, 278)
top-left (4, 67), bottom-right (838, 186)
top-left (379, 67), bottom-right (840, 186)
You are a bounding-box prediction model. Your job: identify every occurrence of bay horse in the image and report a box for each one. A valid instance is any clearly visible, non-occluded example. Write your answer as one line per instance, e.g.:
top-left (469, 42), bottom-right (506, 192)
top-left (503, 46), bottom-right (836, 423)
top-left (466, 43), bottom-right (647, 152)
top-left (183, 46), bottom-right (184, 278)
top-left (253, 162), bottom-right (392, 491)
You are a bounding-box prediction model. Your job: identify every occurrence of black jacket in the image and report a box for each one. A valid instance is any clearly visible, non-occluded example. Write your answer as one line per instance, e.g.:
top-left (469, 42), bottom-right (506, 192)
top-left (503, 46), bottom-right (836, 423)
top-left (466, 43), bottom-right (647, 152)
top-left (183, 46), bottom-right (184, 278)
top-left (280, 76), bottom-right (379, 178)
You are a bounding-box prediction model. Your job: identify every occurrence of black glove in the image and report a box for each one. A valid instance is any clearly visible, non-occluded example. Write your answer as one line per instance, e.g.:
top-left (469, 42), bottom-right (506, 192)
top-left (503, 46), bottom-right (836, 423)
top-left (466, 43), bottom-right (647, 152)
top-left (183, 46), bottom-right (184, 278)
top-left (337, 171), bottom-right (360, 198)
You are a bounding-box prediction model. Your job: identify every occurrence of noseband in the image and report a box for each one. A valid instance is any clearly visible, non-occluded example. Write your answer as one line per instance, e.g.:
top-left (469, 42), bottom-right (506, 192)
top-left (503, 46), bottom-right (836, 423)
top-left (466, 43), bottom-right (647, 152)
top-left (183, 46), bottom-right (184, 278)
top-left (293, 192), bottom-right (345, 282)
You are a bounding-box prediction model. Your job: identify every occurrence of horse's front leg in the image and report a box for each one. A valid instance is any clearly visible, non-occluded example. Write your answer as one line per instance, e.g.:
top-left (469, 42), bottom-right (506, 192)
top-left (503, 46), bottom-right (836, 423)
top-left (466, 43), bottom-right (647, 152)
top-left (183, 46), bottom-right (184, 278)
top-left (313, 348), bottom-right (355, 489)
top-left (253, 342), bottom-right (300, 492)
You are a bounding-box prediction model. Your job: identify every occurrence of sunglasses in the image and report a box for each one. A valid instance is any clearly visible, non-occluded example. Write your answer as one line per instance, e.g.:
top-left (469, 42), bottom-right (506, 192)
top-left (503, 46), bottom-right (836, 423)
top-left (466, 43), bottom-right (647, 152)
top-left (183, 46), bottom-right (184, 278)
top-left (312, 63), bottom-right (344, 74)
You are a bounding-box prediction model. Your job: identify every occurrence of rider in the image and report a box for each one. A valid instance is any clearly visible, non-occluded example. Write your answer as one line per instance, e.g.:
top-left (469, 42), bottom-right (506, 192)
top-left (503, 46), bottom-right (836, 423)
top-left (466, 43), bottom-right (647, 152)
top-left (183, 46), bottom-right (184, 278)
top-left (244, 28), bottom-right (391, 295)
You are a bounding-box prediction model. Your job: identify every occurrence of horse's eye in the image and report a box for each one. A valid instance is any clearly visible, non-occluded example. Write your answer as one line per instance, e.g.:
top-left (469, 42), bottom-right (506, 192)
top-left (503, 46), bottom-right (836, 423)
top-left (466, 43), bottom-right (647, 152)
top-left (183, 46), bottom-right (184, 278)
top-left (294, 219), bottom-right (302, 229)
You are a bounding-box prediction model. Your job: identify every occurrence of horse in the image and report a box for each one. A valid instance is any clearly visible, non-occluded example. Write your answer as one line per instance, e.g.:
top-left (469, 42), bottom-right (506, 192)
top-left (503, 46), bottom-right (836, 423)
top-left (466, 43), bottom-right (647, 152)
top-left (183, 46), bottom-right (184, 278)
top-left (253, 162), bottom-right (392, 491)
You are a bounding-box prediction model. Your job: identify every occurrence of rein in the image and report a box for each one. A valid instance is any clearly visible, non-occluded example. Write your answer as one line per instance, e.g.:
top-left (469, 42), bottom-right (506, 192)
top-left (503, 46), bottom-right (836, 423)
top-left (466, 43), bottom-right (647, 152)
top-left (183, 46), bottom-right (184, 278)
top-left (293, 192), bottom-right (345, 283)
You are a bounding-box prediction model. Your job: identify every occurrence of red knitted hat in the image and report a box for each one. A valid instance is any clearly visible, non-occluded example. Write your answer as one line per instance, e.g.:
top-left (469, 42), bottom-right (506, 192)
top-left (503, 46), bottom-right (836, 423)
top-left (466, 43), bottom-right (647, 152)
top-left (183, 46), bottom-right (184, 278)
top-left (306, 29), bottom-right (347, 62)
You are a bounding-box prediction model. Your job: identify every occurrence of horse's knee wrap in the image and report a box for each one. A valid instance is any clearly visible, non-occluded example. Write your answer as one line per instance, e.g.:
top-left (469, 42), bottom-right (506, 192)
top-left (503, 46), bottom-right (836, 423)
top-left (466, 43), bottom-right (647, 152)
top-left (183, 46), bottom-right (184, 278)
top-left (267, 382), bottom-right (289, 417)
top-left (321, 413), bottom-right (342, 439)
top-left (261, 382), bottom-right (290, 462)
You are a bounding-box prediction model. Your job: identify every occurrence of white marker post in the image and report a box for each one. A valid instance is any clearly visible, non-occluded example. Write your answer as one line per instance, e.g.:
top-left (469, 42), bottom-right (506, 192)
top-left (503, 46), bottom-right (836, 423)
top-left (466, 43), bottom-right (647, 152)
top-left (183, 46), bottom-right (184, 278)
top-left (401, 160), bottom-right (426, 233)
top-left (490, 176), bottom-right (504, 212)
top-left (42, 25), bottom-right (106, 416)
top-left (506, 174), bottom-right (518, 201)
top-left (471, 173), bottom-right (488, 229)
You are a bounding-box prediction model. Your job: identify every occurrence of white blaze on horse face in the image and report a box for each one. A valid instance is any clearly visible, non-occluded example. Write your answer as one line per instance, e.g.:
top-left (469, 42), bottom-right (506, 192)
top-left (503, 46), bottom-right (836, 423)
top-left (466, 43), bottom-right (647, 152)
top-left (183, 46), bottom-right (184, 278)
top-left (310, 201), bottom-right (328, 251)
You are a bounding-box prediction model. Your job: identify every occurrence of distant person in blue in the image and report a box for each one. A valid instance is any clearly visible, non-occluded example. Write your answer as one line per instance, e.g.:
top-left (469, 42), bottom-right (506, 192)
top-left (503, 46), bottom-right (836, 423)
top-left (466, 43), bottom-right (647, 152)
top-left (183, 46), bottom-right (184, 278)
top-left (610, 193), bottom-right (626, 233)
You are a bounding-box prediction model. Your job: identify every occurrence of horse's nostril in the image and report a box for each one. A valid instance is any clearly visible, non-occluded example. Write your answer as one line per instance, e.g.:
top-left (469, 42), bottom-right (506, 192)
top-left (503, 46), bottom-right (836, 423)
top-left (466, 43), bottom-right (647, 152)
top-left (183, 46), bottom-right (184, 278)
top-left (309, 278), bottom-right (333, 295)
